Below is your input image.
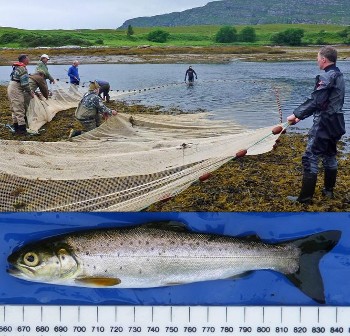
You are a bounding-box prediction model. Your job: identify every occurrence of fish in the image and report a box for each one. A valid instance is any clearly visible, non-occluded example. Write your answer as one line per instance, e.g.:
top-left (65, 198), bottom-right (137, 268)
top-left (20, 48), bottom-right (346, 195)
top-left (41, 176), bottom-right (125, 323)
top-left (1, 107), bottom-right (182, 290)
top-left (7, 222), bottom-right (341, 304)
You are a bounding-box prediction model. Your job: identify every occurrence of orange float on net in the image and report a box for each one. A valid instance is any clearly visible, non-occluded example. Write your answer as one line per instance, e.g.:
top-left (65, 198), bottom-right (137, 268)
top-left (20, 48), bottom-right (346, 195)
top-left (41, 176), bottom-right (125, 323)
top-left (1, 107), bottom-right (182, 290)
top-left (272, 125), bottom-right (283, 135)
top-left (235, 149), bottom-right (248, 158)
top-left (199, 172), bottom-right (212, 182)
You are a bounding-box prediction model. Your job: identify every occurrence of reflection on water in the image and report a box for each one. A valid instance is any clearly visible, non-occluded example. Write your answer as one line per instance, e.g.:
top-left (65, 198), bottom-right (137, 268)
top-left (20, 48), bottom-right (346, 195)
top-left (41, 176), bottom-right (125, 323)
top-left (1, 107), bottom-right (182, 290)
top-left (0, 61), bottom-right (349, 132)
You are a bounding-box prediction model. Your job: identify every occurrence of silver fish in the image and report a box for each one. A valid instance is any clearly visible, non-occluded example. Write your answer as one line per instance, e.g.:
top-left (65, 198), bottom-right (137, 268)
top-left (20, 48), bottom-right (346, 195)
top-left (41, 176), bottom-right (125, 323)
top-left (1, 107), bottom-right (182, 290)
top-left (7, 222), bottom-right (341, 303)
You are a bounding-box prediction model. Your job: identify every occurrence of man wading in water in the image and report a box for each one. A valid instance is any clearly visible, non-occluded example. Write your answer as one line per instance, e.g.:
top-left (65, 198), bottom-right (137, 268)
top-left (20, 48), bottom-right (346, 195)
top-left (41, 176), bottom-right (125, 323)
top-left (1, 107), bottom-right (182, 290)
top-left (287, 46), bottom-right (346, 204)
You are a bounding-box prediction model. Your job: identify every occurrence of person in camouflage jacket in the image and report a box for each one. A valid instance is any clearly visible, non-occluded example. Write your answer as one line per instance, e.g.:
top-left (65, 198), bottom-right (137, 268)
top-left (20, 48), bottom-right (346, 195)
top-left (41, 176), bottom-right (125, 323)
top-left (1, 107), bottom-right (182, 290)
top-left (69, 81), bottom-right (117, 137)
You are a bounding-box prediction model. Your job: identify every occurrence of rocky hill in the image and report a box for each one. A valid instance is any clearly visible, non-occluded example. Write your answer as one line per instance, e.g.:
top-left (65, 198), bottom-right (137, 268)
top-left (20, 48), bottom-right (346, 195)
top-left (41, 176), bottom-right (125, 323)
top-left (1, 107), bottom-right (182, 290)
top-left (120, 0), bottom-right (350, 28)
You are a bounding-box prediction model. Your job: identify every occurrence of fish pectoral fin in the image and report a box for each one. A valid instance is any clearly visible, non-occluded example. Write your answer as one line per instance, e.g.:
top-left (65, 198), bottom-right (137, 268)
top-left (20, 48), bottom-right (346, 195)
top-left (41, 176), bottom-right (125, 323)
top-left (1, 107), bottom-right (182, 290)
top-left (75, 277), bottom-right (121, 287)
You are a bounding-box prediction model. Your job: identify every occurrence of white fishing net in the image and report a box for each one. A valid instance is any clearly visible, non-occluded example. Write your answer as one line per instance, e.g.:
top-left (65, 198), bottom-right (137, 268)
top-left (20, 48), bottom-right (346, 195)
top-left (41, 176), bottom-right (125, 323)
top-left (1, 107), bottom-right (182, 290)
top-left (0, 83), bottom-right (285, 212)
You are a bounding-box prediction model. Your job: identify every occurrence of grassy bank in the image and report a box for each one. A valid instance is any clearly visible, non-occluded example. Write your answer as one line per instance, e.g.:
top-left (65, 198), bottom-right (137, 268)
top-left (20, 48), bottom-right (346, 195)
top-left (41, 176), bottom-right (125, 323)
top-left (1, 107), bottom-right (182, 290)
top-left (1, 85), bottom-right (349, 212)
top-left (0, 24), bottom-right (349, 48)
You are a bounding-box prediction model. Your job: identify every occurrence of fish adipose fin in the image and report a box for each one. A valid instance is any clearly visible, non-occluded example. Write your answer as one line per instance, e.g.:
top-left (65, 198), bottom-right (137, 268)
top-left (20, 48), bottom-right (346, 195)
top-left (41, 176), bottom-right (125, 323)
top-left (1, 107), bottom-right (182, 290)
top-left (75, 277), bottom-right (121, 287)
top-left (286, 230), bottom-right (341, 304)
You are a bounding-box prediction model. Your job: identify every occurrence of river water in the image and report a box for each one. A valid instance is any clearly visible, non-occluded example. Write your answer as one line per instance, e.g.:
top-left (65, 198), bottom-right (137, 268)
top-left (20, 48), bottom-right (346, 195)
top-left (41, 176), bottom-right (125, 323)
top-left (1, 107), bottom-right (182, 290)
top-left (1, 61), bottom-right (350, 133)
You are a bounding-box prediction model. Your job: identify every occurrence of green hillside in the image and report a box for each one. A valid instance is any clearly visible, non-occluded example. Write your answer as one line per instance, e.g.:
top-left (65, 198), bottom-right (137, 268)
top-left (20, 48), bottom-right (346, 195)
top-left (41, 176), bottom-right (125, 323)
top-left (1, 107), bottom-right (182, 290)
top-left (120, 0), bottom-right (350, 28)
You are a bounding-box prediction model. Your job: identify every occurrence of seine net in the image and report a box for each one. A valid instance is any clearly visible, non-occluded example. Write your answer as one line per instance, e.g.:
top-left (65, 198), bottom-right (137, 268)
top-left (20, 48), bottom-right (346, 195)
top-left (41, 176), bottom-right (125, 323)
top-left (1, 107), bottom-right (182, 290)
top-left (1, 83), bottom-right (285, 211)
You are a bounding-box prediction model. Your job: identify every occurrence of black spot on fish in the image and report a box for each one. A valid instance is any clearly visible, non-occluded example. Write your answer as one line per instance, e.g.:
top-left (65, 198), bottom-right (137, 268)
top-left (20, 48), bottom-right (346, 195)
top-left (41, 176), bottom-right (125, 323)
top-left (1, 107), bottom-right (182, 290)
top-left (146, 241), bottom-right (149, 245)
top-left (86, 252), bottom-right (89, 256)
top-left (120, 266), bottom-right (122, 270)
top-left (93, 266), bottom-right (96, 270)
top-left (139, 269), bottom-right (142, 274)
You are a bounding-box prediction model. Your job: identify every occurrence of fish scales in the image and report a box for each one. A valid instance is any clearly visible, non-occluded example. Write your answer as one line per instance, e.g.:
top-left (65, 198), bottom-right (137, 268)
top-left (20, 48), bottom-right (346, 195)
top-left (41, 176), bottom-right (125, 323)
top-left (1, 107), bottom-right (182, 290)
top-left (64, 227), bottom-right (300, 288)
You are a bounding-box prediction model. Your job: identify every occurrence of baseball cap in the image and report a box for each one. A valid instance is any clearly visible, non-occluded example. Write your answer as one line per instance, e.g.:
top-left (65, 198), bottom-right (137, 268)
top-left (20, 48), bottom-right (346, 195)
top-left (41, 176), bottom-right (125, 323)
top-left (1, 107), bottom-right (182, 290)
top-left (40, 54), bottom-right (50, 60)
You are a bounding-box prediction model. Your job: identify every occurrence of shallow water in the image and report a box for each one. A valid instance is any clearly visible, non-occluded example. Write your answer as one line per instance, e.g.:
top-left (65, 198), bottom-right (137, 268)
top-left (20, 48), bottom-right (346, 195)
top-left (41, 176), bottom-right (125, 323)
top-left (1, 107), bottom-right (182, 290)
top-left (1, 61), bottom-right (350, 132)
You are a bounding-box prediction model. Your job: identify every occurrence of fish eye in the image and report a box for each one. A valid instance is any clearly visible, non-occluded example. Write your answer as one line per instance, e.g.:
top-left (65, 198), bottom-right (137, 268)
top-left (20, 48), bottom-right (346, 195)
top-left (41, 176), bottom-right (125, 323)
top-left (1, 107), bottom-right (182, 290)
top-left (23, 252), bottom-right (39, 267)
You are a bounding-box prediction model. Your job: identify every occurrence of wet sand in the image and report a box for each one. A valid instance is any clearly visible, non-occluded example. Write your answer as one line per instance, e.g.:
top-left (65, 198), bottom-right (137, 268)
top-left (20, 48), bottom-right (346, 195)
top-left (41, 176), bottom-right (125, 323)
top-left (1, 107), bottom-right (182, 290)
top-left (2, 45), bottom-right (350, 65)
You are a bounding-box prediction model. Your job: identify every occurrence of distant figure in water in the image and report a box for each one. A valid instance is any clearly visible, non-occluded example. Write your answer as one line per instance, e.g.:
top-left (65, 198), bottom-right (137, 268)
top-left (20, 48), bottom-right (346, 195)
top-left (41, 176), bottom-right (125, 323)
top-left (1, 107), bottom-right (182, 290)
top-left (184, 66), bottom-right (198, 84)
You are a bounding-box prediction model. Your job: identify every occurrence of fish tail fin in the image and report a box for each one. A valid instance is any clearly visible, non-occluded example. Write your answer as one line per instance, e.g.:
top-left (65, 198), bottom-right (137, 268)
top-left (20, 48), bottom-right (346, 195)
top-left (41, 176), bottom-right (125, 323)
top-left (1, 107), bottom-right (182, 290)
top-left (285, 230), bottom-right (341, 304)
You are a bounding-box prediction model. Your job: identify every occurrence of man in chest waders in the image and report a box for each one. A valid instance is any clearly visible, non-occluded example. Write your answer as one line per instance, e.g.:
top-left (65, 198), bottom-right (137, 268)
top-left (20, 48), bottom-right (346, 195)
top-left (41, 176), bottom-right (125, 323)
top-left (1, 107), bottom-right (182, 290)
top-left (287, 46), bottom-right (346, 204)
top-left (7, 54), bottom-right (35, 135)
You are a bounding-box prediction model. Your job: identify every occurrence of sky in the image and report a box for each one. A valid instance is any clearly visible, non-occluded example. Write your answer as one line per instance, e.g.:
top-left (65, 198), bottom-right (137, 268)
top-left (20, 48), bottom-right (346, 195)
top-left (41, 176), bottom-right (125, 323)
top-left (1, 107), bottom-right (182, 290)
top-left (0, 0), bottom-right (216, 30)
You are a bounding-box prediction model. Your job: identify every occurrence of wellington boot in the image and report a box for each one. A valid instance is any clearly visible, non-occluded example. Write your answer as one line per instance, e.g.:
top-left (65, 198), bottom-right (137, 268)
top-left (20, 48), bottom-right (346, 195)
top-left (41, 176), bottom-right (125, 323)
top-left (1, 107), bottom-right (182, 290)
top-left (15, 124), bottom-right (27, 135)
top-left (322, 169), bottom-right (337, 198)
top-left (287, 172), bottom-right (317, 204)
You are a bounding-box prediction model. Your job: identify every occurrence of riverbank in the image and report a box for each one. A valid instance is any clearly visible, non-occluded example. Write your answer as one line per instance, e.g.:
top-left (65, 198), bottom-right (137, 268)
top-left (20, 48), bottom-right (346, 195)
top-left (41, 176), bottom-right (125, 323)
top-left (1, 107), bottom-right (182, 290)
top-left (2, 45), bottom-right (350, 65)
top-left (1, 85), bottom-right (349, 212)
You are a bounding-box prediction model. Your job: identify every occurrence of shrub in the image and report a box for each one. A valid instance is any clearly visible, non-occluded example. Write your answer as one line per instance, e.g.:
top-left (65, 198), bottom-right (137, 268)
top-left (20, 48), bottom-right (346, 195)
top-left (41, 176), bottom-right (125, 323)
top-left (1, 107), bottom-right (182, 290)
top-left (147, 29), bottom-right (170, 43)
top-left (0, 32), bottom-right (21, 44)
top-left (271, 28), bottom-right (304, 46)
top-left (127, 25), bottom-right (134, 37)
top-left (239, 26), bottom-right (257, 42)
top-left (215, 26), bottom-right (237, 43)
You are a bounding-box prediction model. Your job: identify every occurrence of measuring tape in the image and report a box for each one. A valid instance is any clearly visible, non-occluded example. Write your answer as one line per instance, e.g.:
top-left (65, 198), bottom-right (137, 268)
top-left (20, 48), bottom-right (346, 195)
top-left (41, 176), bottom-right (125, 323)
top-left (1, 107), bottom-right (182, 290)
top-left (0, 305), bottom-right (347, 335)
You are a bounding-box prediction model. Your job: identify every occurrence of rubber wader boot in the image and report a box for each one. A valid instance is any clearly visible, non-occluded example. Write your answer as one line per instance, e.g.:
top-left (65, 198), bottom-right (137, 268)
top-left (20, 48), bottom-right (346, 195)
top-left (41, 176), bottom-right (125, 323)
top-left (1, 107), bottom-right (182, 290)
top-left (322, 169), bottom-right (337, 198)
top-left (16, 124), bottom-right (27, 135)
top-left (287, 172), bottom-right (317, 204)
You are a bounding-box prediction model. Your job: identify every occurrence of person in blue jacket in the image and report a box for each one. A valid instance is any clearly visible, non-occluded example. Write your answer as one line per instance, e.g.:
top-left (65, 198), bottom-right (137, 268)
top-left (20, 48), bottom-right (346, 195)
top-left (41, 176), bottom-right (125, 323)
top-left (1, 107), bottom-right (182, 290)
top-left (67, 60), bottom-right (80, 85)
top-left (287, 46), bottom-right (346, 204)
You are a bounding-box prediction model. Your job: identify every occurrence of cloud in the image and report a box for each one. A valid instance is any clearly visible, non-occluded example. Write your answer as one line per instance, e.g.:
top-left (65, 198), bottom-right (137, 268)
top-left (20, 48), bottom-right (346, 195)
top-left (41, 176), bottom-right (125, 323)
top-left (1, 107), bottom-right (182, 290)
top-left (0, 0), bottom-right (214, 30)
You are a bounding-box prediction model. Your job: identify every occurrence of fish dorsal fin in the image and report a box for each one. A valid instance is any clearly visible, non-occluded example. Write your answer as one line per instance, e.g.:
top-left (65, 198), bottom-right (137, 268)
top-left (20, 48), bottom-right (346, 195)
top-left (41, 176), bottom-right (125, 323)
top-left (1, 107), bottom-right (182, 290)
top-left (141, 221), bottom-right (189, 233)
top-left (75, 277), bottom-right (121, 287)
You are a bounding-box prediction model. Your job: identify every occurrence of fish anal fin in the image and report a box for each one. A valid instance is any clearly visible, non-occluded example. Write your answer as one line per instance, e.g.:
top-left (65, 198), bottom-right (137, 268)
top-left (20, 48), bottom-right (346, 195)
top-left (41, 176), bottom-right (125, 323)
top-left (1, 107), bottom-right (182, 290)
top-left (75, 277), bottom-right (121, 287)
top-left (166, 282), bottom-right (185, 286)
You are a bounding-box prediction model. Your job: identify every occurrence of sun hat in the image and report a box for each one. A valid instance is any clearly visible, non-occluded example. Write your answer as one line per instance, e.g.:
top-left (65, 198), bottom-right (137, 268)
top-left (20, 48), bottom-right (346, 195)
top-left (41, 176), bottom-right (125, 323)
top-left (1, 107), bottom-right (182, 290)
top-left (89, 81), bottom-right (100, 91)
top-left (40, 54), bottom-right (50, 60)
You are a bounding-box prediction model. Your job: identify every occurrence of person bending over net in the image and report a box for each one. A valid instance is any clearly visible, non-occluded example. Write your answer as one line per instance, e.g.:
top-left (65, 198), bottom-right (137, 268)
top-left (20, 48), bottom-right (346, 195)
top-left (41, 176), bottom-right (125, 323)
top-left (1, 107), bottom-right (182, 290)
top-left (69, 81), bottom-right (117, 138)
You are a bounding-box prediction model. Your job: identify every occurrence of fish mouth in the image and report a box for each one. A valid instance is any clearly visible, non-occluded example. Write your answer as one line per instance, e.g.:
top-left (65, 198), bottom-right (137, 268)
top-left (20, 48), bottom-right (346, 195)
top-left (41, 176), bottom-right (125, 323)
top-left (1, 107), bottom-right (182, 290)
top-left (7, 264), bottom-right (35, 278)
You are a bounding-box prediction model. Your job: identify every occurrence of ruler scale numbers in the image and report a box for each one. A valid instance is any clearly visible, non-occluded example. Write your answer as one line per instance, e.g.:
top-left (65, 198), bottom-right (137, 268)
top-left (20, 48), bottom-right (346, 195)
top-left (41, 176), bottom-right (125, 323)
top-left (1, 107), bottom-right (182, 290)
top-left (0, 306), bottom-right (348, 335)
